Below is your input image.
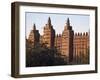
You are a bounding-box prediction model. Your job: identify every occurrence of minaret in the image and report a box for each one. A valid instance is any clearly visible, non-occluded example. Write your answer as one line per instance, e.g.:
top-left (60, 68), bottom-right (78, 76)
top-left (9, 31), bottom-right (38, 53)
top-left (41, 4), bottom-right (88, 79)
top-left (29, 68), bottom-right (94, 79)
top-left (43, 17), bottom-right (55, 48)
top-left (61, 18), bottom-right (74, 63)
top-left (28, 23), bottom-right (40, 47)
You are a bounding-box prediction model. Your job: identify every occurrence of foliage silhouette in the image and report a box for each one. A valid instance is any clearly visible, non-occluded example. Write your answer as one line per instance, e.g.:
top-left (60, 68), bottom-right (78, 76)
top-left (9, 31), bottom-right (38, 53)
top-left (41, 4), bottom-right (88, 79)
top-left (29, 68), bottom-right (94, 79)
top-left (26, 43), bottom-right (67, 67)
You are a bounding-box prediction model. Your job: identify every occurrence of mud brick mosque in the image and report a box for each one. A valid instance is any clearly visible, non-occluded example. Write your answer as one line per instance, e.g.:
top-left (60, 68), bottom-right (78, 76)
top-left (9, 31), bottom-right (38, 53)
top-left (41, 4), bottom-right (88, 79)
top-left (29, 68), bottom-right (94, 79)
top-left (27, 17), bottom-right (89, 63)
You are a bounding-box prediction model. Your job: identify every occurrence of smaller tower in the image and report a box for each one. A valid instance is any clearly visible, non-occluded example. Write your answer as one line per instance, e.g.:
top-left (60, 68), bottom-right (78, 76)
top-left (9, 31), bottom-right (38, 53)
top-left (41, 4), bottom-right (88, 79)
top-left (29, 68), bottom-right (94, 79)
top-left (28, 23), bottom-right (40, 48)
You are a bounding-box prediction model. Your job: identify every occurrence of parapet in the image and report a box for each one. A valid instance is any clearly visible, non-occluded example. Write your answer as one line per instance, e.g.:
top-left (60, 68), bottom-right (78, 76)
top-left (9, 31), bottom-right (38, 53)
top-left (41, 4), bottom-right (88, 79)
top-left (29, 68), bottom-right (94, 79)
top-left (74, 32), bottom-right (89, 38)
top-left (56, 34), bottom-right (62, 37)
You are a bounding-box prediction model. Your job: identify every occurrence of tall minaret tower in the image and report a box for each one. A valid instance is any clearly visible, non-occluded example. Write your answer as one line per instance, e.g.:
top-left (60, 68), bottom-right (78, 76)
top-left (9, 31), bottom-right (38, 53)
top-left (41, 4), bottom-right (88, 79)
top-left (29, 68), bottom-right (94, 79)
top-left (43, 17), bottom-right (55, 48)
top-left (61, 18), bottom-right (74, 63)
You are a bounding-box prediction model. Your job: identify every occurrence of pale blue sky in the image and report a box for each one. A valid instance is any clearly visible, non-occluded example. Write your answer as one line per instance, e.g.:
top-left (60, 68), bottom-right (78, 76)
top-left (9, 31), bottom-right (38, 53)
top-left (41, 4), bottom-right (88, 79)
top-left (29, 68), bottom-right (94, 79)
top-left (25, 12), bottom-right (89, 38)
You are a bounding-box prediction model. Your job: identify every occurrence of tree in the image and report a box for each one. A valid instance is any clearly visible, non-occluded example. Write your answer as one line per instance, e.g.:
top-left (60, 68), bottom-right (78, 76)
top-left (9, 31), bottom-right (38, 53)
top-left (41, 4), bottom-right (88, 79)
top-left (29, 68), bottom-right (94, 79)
top-left (26, 43), bottom-right (67, 67)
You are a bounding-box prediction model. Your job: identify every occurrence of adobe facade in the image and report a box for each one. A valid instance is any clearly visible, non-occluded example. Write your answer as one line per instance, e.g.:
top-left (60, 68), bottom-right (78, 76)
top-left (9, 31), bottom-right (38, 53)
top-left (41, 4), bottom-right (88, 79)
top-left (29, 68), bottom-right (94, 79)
top-left (27, 17), bottom-right (89, 63)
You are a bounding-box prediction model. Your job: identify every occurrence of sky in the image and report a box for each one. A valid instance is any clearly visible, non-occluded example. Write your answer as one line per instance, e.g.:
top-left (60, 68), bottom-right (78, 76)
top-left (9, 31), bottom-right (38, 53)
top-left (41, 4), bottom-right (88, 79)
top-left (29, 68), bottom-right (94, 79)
top-left (25, 12), bottom-right (90, 38)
